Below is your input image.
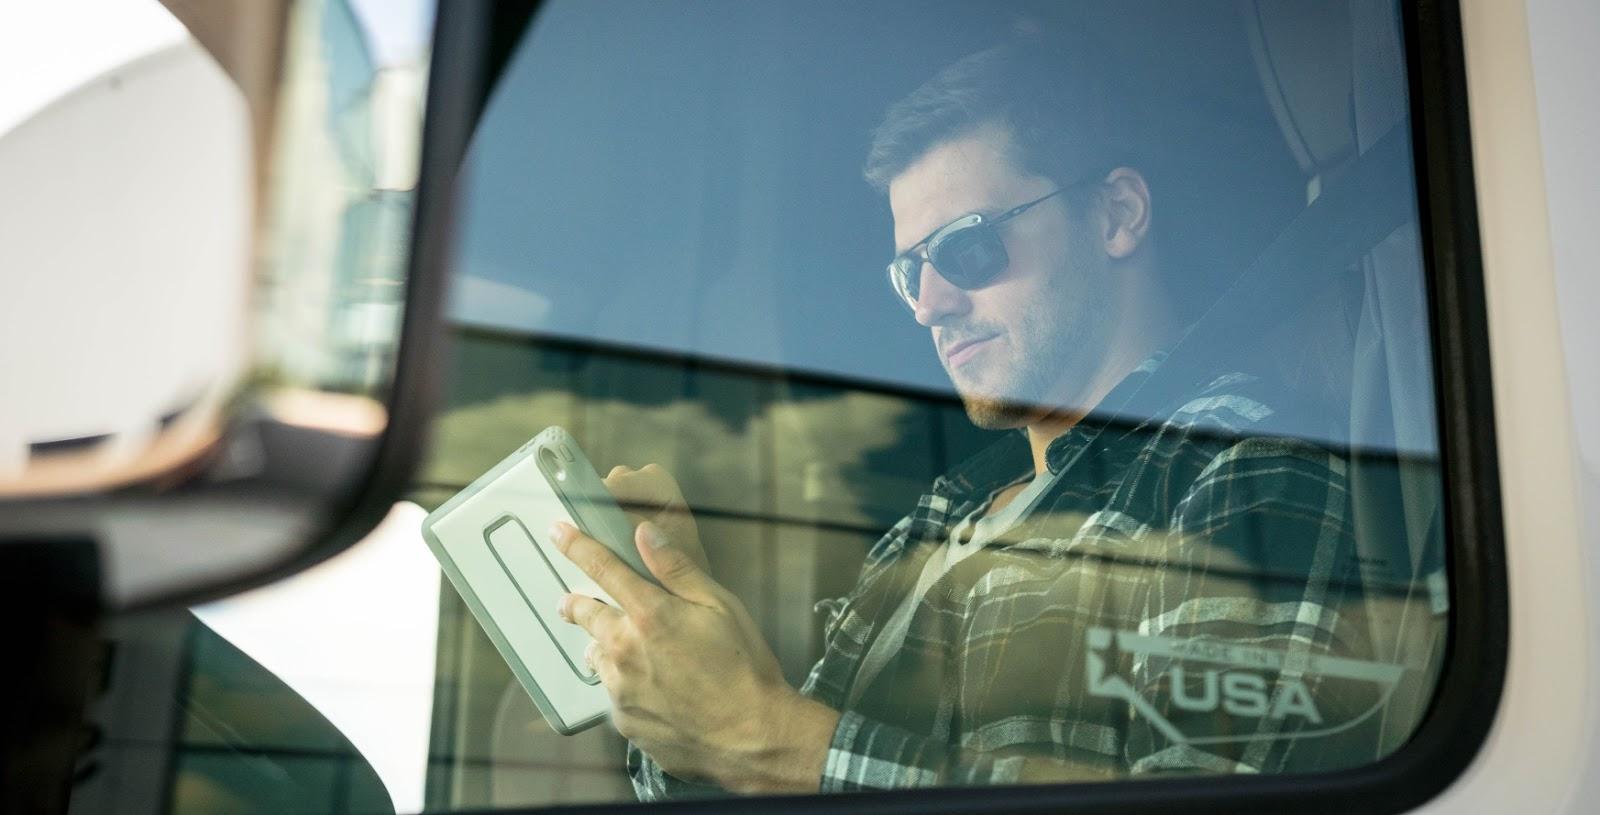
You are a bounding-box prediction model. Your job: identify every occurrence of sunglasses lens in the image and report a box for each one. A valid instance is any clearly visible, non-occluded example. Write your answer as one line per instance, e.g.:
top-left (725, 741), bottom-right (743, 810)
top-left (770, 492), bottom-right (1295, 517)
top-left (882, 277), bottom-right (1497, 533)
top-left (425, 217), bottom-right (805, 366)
top-left (930, 224), bottom-right (1007, 289)
top-left (887, 221), bottom-right (1008, 311)
top-left (889, 256), bottom-right (920, 308)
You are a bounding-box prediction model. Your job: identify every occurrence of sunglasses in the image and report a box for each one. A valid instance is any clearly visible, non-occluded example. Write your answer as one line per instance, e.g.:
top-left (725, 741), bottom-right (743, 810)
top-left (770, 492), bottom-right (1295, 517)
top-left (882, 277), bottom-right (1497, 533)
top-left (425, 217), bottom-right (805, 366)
top-left (885, 177), bottom-right (1099, 312)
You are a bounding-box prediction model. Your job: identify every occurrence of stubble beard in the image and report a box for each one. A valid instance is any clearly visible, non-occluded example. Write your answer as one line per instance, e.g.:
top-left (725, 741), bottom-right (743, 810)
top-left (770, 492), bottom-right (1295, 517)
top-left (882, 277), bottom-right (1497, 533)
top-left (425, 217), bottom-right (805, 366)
top-left (940, 325), bottom-right (1037, 429)
top-left (959, 385), bottom-right (1039, 430)
top-left (945, 316), bottom-right (1079, 430)
top-left (948, 275), bottom-right (1106, 431)
top-left (953, 352), bottom-right (1068, 430)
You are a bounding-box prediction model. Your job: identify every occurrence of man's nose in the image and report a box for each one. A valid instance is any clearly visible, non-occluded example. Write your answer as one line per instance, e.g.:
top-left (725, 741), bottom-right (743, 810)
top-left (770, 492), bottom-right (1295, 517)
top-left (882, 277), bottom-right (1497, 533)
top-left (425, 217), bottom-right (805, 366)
top-left (912, 261), bottom-right (971, 326)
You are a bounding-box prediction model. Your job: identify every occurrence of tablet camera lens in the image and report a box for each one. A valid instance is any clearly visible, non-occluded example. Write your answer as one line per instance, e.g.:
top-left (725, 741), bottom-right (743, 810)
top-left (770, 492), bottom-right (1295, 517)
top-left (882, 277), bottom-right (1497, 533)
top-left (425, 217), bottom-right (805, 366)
top-left (538, 447), bottom-right (567, 482)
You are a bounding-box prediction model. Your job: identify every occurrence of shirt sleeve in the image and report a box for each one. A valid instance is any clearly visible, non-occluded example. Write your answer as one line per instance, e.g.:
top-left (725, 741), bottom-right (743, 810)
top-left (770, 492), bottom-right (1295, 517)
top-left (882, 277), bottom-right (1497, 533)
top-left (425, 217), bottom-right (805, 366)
top-left (627, 742), bottom-right (731, 801)
top-left (822, 705), bottom-right (1141, 790)
top-left (628, 709), bottom-right (1038, 797)
top-left (819, 709), bottom-right (1016, 790)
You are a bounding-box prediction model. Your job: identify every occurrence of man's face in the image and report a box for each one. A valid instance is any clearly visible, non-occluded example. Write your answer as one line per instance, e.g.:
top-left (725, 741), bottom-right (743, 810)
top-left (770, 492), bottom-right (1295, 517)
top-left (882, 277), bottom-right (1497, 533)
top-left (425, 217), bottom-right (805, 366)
top-left (888, 123), bottom-right (1114, 429)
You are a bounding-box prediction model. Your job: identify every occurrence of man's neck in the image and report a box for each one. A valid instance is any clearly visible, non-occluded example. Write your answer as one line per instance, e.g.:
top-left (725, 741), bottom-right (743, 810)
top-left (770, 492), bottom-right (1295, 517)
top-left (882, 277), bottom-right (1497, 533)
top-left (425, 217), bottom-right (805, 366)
top-left (1022, 352), bottom-right (1155, 476)
top-left (1023, 412), bottom-right (1078, 478)
top-left (1021, 307), bottom-right (1176, 478)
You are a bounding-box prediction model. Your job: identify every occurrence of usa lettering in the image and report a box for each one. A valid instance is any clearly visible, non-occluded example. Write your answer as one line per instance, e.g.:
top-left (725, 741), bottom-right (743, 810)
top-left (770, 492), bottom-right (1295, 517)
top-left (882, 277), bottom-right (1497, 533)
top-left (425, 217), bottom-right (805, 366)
top-left (1168, 665), bottom-right (1323, 724)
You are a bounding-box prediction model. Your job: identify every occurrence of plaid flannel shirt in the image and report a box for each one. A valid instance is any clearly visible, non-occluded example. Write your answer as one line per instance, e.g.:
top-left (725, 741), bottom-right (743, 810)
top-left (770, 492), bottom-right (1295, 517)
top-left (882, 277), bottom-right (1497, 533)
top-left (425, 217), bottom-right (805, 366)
top-left (631, 356), bottom-right (1386, 797)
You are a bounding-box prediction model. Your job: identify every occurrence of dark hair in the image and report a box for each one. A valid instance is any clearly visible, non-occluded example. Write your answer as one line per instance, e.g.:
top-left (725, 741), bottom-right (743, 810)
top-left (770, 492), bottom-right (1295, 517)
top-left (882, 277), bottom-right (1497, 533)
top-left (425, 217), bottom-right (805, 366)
top-left (863, 31), bottom-right (1266, 316)
top-left (863, 34), bottom-right (1150, 196)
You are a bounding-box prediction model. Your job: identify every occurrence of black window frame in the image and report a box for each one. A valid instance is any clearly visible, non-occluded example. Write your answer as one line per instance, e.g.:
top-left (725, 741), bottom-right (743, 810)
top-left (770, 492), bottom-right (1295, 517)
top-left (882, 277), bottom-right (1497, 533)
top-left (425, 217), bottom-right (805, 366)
top-left (414, 0), bottom-right (1507, 812)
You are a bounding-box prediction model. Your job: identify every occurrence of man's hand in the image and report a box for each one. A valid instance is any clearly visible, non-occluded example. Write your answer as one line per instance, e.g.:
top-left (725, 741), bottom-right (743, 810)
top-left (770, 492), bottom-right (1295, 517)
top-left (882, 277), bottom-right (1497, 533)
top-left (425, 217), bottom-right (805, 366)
top-left (601, 463), bottom-right (709, 574)
top-left (550, 516), bottom-right (839, 794)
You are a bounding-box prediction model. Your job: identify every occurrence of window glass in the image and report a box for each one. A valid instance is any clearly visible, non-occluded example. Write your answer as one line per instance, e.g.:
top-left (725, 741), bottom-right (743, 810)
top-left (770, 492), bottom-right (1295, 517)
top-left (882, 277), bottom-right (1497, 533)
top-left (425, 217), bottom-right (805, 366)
top-left (421, 0), bottom-right (1448, 808)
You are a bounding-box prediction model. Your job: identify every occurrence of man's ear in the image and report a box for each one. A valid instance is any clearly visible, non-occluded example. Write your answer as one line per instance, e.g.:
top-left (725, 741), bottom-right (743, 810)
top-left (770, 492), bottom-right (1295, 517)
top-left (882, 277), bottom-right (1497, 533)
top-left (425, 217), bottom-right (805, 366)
top-left (1097, 167), bottom-right (1152, 260)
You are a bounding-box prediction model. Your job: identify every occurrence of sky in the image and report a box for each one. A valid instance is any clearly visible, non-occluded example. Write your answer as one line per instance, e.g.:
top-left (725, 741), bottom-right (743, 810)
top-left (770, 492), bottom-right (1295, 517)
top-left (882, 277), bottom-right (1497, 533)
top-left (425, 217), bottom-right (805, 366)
top-left (348, 0), bottom-right (435, 67)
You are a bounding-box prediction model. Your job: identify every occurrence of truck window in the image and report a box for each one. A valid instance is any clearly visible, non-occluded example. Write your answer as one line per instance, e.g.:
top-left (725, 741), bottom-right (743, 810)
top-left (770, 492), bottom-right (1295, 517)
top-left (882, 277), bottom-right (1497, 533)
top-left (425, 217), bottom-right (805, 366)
top-left (418, 0), bottom-right (1464, 809)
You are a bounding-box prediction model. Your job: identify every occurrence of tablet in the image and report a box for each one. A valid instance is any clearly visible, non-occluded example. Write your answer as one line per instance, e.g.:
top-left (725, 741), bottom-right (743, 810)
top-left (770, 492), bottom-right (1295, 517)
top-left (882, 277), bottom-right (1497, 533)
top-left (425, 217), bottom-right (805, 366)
top-left (421, 426), bottom-right (642, 734)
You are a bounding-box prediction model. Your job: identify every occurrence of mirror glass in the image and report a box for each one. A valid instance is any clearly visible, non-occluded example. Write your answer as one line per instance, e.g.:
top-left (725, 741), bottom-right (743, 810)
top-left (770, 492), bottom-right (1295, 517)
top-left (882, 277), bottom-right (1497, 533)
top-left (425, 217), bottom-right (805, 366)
top-left (0, 0), bottom-right (436, 608)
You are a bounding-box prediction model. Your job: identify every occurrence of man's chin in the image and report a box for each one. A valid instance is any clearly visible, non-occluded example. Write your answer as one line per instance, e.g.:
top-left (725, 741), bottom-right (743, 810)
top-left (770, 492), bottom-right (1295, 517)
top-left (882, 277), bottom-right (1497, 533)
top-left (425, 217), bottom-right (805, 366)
top-left (960, 394), bottom-right (1037, 430)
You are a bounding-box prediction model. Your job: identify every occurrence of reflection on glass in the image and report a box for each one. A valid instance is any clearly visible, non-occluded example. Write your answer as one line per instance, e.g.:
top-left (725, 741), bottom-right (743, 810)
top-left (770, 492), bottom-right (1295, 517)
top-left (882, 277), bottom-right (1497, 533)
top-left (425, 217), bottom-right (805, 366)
top-left (426, 0), bottom-right (1447, 809)
top-left (169, 621), bottom-right (393, 814)
top-left (255, 0), bottom-right (429, 396)
top-left (0, 1), bottom-right (243, 499)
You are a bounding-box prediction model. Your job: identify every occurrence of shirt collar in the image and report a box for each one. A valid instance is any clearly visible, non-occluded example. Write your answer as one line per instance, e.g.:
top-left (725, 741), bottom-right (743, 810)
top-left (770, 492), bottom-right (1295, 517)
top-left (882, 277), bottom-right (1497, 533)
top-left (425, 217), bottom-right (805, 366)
top-left (1042, 351), bottom-right (1165, 474)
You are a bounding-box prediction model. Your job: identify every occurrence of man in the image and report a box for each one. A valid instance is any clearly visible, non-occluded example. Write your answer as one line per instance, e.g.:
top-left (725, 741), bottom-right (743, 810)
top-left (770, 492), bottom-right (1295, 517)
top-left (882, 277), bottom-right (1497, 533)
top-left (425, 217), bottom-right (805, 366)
top-left (550, 38), bottom-right (1379, 796)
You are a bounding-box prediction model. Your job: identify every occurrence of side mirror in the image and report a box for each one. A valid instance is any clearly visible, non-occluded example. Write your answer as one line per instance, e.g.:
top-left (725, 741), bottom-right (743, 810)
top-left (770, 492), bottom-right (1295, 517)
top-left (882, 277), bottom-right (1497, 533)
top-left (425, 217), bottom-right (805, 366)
top-left (0, 0), bottom-right (487, 612)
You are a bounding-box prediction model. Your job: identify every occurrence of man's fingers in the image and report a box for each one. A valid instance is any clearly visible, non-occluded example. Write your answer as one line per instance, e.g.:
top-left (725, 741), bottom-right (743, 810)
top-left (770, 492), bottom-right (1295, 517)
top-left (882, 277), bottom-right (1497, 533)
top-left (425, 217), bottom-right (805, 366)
top-left (560, 592), bottom-right (624, 640)
top-left (635, 522), bottom-right (720, 605)
top-left (549, 522), bottom-right (658, 611)
top-left (562, 595), bottom-right (629, 683)
top-left (604, 464), bottom-right (685, 514)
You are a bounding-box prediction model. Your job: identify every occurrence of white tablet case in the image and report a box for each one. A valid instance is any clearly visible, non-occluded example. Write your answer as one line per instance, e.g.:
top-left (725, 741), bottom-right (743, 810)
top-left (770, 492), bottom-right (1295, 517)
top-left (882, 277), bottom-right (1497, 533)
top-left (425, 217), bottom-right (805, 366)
top-left (421, 427), bottom-right (635, 734)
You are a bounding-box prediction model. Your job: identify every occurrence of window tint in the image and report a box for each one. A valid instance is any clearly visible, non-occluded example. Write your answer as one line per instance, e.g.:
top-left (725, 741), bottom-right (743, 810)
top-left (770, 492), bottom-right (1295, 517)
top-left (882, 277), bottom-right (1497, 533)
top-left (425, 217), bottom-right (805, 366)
top-left (420, 0), bottom-right (1449, 809)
